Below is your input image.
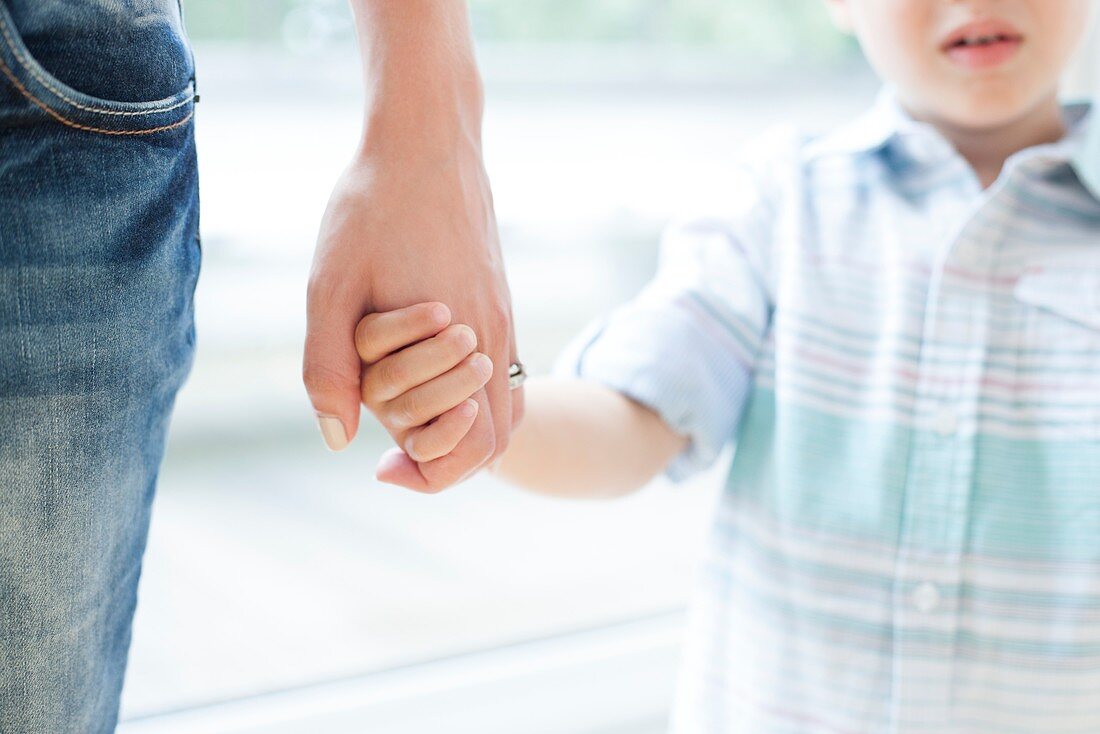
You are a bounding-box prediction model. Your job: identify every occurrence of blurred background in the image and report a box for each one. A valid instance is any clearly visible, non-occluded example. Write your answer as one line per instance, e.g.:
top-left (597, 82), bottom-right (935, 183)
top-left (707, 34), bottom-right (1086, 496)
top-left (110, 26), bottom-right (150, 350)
top-left (116, 2), bottom-right (1096, 733)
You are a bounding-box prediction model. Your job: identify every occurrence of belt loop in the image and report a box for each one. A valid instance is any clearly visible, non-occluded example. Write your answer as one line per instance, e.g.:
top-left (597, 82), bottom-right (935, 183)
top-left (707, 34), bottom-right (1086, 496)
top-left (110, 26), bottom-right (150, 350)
top-left (177, 0), bottom-right (199, 104)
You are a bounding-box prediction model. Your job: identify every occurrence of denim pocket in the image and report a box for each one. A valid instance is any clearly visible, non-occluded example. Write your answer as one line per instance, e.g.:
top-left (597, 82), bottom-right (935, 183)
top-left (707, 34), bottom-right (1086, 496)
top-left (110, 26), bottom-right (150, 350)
top-left (0, 0), bottom-right (195, 135)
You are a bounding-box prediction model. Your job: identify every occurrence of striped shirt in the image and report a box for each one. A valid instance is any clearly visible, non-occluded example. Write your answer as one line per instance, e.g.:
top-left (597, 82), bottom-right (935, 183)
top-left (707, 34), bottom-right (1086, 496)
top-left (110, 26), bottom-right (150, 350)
top-left (551, 84), bottom-right (1100, 733)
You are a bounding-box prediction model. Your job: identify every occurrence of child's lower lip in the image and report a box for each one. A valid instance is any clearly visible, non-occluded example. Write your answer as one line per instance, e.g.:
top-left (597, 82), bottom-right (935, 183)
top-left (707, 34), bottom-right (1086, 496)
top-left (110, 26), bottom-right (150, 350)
top-left (944, 38), bottom-right (1022, 69)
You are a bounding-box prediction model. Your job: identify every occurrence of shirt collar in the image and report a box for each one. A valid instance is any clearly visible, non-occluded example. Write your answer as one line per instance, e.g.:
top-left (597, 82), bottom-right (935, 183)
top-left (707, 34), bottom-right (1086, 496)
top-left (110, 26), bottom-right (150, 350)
top-left (801, 84), bottom-right (952, 163)
top-left (803, 83), bottom-right (1099, 199)
top-left (1072, 107), bottom-right (1100, 201)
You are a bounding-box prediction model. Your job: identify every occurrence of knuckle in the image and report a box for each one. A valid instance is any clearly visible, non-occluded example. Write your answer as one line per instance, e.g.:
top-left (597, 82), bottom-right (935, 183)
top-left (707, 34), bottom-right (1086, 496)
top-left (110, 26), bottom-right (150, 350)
top-left (464, 323), bottom-right (480, 346)
top-left (305, 272), bottom-right (346, 315)
top-left (477, 438), bottom-right (496, 465)
top-left (375, 359), bottom-right (409, 395)
top-left (354, 316), bottom-right (377, 355)
top-left (485, 443), bottom-right (507, 470)
top-left (359, 379), bottom-right (381, 409)
top-left (449, 324), bottom-right (476, 353)
top-left (302, 361), bottom-right (352, 395)
top-left (405, 427), bottom-right (450, 464)
top-left (468, 426), bottom-right (495, 462)
top-left (466, 353), bottom-right (491, 382)
top-left (488, 302), bottom-right (511, 332)
top-left (421, 302), bottom-right (447, 326)
top-left (461, 429), bottom-right (495, 465)
top-left (389, 398), bottom-right (420, 431)
top-left (304, 271), bottom-right (327, 303)
top-left (491, 431), bottom-right (511, 459)
top-left (404, 436), bottom-right (424, 463)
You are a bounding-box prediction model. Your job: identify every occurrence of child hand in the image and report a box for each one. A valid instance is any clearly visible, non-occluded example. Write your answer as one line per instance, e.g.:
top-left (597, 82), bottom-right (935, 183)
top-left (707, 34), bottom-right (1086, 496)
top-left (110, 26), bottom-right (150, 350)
top-left (355, 302), bottom-right (493, 483)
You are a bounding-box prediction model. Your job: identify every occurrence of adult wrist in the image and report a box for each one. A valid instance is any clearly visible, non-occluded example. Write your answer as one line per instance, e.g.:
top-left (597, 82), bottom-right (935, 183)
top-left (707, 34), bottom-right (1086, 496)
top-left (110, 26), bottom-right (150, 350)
top-left (356, 61), bottom-right (485, 162)
top-left (348, 0), bottom-right (486, 161)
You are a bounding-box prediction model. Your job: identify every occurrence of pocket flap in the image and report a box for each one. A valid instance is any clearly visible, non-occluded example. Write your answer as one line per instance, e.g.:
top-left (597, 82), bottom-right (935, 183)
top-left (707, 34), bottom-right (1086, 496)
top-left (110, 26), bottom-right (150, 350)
top-left (1013, 268), bottom-right (1100, 332)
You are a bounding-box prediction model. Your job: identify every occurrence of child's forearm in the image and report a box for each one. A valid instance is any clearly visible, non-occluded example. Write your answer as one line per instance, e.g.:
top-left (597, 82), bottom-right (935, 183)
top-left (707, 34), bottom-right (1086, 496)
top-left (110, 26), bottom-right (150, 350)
top-left (488, 377), bottom-right (689, 500)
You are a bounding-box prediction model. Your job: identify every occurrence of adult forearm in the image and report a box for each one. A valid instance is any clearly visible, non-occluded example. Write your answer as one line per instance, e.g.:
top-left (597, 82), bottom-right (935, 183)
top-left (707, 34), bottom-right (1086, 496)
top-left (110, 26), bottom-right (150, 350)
top-left (490, 378), bottom-right (689, 500)
top-left (306, 0), bottom-right (516, 486)
top-left (347, 0), bottom-right (483, 155)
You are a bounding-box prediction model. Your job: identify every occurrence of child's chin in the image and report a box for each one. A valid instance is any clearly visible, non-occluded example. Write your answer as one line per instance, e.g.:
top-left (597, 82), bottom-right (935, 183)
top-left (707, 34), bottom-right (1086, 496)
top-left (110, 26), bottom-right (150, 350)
top-left (932, 88), bottom-right (1038, 131)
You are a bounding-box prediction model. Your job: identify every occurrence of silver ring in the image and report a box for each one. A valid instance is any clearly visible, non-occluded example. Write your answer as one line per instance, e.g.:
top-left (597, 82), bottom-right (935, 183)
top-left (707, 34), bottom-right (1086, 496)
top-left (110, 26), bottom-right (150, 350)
top-left (508, 361), bottom-right (526, 390)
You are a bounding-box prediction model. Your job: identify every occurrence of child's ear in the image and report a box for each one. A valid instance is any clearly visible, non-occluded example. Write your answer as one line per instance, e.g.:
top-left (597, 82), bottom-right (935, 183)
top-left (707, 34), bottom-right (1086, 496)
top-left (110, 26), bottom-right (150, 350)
top-left (822, 0), bottom-right (855, 34)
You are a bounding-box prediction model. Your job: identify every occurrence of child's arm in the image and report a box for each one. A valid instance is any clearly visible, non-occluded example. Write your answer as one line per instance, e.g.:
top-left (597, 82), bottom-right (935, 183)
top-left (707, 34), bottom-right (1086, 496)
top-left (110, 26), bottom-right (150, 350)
top-left (356, 302), bottom-right (688, 498)
top-left (488, 377), bottom-right (689, 499)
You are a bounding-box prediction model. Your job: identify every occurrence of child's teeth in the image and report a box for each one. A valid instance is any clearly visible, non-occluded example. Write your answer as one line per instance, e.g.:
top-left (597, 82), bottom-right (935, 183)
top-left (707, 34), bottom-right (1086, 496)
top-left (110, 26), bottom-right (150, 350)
top-left (964, 34), bottom-right (1003, 46)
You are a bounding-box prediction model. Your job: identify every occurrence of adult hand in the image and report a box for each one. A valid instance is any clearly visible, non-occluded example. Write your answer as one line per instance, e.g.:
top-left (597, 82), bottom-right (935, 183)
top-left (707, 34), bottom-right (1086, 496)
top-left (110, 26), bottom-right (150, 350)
top-left (303, 0), bottom-right (522, 493)
top-left (304, 128), bottom-right (523, 492)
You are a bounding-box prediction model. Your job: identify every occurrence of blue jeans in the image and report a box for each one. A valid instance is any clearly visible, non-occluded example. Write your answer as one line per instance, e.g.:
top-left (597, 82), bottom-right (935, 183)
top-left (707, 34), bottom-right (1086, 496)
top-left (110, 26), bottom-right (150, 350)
top-left (0, 1), bottom-right (199, 731)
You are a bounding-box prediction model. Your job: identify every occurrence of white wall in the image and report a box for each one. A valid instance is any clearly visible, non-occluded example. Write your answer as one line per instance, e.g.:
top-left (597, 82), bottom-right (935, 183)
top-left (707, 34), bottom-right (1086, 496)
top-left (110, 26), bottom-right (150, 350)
top-left (1064, 6), bottom-right (1099, 97)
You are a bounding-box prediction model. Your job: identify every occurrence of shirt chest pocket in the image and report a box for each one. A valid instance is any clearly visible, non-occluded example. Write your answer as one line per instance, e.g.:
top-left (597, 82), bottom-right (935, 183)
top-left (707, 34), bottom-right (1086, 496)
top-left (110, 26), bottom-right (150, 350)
top-left (977, 269), bottom-right (1100, 553)
top-left (1013, 268), bottom-right (1100, 335)
top-left (1007, 267), bottom-right (1100, 440)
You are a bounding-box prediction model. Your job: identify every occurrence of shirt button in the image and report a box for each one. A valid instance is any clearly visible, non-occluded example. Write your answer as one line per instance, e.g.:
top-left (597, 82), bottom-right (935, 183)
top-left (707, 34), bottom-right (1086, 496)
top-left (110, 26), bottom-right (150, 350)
top-left (912, 581), bottom-right (941, 613)
top-left (934, 405), bottom-right (958, 437)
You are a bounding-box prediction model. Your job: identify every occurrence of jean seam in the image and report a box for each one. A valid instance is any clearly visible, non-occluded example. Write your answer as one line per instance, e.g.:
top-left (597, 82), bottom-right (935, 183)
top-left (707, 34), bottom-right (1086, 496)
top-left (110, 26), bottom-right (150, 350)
top-left (0, 53), bottom-right (193, 136)
top-left (0, 8), bottom-right (193, 117)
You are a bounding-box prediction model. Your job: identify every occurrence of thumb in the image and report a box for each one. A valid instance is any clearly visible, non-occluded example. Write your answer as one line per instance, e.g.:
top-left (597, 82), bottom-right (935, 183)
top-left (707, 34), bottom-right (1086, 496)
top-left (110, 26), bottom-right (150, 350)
top-left (303, 305), bottom-right (362, 452)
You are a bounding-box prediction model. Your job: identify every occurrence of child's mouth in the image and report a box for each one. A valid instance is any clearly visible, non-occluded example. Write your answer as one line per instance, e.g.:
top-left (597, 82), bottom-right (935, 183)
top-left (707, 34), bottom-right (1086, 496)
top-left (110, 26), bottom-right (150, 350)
top-left (941, 21), bottom-right (1023, 69)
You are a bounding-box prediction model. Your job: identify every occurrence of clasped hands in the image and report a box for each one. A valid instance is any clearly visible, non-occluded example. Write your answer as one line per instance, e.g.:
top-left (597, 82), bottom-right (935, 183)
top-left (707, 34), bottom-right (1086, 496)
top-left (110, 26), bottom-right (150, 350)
top-left (303, 140), bottom-right (523, 493)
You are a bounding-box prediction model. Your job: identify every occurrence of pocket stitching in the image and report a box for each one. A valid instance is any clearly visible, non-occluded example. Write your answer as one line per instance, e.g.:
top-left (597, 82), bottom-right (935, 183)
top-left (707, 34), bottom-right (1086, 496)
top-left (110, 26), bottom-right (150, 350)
top-left (1014, 271), bottom-right (1100, 332)
top-left (0, 52), bottom-right (192, 136)
top-left (0, 10), bottom-right (191, 117)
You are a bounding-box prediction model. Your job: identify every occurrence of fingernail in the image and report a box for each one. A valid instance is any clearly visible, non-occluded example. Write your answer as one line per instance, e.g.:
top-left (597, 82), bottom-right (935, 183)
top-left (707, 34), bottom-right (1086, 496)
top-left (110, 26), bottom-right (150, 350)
top-left (316, 414), bottom-right (349, 451)
top-left (474, 354), bottom-right (493, 378)
top-left (459, 325), bottom-right (477, 350)
top-left (431, 304), bottom-right (450, 326)
top-left (460, 399), bottom-right (478, 417)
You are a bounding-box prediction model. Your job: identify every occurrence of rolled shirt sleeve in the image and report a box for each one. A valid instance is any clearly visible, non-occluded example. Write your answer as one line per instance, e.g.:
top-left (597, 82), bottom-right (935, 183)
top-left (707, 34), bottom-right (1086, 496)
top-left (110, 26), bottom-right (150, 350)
top-left (551, 171), bottom-right (779, 484)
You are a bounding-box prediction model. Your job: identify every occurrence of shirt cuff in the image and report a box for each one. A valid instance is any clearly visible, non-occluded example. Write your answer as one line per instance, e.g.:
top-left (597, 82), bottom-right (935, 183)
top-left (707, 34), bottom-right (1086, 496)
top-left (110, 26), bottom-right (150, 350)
top-left (551, 306), bottom-right (753, 485)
